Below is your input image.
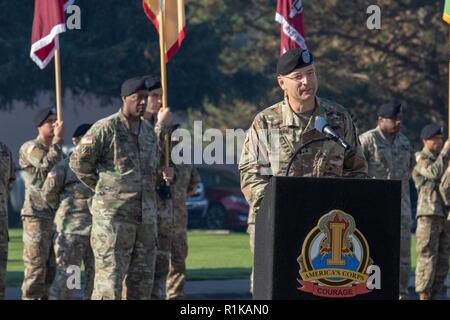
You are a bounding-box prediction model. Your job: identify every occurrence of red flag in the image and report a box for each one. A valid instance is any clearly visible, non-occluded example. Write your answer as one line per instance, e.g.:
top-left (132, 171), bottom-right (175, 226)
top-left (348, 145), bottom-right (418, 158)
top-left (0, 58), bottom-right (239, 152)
top-left (30, 0), bottom-right (74, 69)
top-left (142, 0), bottom-right (186, 62)
top-left (275, 0), bottom-right (307, 55)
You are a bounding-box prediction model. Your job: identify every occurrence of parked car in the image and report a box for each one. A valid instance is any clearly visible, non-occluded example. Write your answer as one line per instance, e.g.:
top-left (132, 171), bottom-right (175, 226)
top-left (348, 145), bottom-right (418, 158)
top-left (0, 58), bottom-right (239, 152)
top-left (186, 182), bottom-right (208, 229)
top-left (187, 167), bottom-right (249, 230)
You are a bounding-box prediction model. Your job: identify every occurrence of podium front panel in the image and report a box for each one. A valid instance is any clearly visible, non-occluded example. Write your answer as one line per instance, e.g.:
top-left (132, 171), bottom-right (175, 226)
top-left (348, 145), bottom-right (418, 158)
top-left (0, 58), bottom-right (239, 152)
top-left (254, 176), bottom-right (401, 300)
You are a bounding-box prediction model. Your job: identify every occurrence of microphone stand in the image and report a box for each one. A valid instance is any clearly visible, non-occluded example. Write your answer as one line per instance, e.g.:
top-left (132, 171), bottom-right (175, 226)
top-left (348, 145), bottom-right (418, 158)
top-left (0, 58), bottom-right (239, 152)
top-left (284, 137), bottom-right (333, 177)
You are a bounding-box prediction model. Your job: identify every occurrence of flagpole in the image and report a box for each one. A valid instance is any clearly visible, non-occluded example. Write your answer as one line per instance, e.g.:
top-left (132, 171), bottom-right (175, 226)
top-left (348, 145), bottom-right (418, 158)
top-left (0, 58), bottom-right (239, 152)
top-left (158, 0), bottom-right (170, 168)
top-left (54, 35), bottom-right (63, 124)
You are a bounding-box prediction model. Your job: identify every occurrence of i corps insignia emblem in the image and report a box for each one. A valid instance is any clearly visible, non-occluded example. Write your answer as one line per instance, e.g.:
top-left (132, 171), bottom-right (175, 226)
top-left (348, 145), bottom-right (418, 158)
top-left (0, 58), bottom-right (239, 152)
top-left (297, 210), bottom-right (376, 298)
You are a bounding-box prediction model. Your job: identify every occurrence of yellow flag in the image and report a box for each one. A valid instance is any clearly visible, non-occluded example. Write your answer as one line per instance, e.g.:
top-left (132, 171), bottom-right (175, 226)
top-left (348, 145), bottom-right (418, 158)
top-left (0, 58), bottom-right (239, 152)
top-left (445, 0), bottom-right (450, 24)
top-left (143, 0), bottom-right (186, 62)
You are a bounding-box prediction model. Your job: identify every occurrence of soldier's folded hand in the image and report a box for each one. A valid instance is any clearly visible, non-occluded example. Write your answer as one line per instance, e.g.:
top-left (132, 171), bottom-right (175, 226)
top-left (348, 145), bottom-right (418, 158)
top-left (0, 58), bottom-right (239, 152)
top-left (156, 108), bottom-right (173, 127)
top-left (52, 120), bottom-right (65, 144)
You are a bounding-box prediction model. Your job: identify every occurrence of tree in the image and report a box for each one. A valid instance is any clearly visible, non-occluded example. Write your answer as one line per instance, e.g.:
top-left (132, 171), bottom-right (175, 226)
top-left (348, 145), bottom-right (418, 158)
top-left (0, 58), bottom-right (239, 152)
top-left (0, 0), bottom-right (447, 147)
top-left (189, 0), bottom-right (448, 147)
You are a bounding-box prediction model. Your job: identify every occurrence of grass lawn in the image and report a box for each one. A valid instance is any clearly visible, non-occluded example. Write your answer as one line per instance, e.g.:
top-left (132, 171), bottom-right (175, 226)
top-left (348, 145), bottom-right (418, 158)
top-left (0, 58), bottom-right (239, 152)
top-left (7, 229), bottom-right (426, 288)
top-left (6, 229), bottom-right (253, 287)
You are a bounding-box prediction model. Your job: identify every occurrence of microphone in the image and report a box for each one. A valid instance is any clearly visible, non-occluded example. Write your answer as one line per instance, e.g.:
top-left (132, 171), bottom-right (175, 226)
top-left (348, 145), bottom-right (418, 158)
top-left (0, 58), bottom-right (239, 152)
top-left (314, 116), bottom-right (351, 151)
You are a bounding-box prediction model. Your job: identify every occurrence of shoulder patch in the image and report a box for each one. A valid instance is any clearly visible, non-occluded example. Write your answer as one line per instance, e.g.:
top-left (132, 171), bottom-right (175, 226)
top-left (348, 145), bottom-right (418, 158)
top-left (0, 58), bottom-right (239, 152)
top-left (415, 153), bottom-right (422, 162)
top-left (81, 136), bottom-right (93, 145)
top-left (26, 144), bottom-right (36, 155)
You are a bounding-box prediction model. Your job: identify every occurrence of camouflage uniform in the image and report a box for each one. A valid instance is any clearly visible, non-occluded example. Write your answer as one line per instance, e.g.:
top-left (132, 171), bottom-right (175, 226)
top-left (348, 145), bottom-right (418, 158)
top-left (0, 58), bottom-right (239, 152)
top-left (151, 191), bottom-right (173, 300)
top-left (412, 148), bottom-right (450, 297)
top-left (19, 137), bottom-right (64, 299)
top-left (0, 141), bottom-right (16, 299)
top-left (359, 127), bottom-right (412, 299)
top-left (70, 109), bottom-right (161, 300)
top-left (166, 164), bottom-right (200, 300)
top-left (42, 158), bottom-right (94, 300)
top-left (239, 97), bottom-right (368, 291)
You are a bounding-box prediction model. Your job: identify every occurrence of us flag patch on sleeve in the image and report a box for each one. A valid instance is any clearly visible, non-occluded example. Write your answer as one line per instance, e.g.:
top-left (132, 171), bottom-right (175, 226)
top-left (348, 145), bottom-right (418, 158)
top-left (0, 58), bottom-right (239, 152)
top-left (81, 136), bottom-right (93, 145)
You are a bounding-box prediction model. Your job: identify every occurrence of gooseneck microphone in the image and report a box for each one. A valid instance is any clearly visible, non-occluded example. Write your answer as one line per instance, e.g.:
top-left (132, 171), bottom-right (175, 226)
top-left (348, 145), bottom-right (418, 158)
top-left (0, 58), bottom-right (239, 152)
top-left (284, 117), bottom-right (353, 176)
top-left (314, 117), bottom-right (351, 151)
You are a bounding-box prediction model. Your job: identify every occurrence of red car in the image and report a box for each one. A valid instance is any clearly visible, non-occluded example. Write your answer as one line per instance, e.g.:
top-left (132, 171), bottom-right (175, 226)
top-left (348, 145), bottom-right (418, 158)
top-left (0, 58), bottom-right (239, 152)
top-left (187, 167), bottom-right (249, 230)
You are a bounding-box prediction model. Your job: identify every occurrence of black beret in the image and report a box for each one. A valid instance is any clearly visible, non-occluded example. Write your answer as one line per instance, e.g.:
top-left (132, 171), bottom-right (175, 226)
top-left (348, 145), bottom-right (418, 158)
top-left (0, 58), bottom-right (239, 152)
top-left (377, 101), bottom-right (402, 119)
top-left (420, 124), bottom-right (443, 140)
top-left (277, 48), bottom-right (314, 75)
top-left (72, 123), bottom-right (92, 138)
top-left (34, 106), bottom-right (56, 127)
top-left (142, 74), bottom-right (162, 92)
top-left (121, 76), bottom-right (152, 97)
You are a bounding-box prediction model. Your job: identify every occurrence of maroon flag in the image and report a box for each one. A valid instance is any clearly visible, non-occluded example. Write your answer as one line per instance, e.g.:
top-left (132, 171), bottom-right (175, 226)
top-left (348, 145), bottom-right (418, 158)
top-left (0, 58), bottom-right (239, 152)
top-left (275, 0), bottom-right (307, 55)
top-left (30, 0), bottom-right (74, 69)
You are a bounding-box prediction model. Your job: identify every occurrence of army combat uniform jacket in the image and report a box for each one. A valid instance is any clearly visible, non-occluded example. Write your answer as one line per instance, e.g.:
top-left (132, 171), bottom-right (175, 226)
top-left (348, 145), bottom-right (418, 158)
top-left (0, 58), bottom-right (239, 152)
top-left (359, 127), bottom-right (412, 217)
top-left (42, 157), bottom-right (93, 235)
top-left (19, 137), bottom-right (64, 219)
top-left (0, 141), bottom-right (15, 221)
top-left (239, 97), bottom-right (368, 225)
top-left (69, 109), bottom-right (161, 225)
top-left (413, 148), bottom-right (450, 218)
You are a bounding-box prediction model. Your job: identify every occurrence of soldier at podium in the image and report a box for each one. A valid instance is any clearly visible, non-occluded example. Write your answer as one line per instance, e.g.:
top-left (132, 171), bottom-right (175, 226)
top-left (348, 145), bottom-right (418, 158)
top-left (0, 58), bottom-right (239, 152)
top-left (239, 48), bottom-right (368, 293)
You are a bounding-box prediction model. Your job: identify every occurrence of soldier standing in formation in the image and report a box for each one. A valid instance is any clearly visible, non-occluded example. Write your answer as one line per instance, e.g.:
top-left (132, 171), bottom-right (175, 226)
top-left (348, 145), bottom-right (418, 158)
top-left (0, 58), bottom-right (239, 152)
top-left (0, 141), bottom-right (15, 299)
top-left (359, 102), bottom-right (412, 299)
top-left (42, 124), bottom-right (95, 300)
top-left (141, 76), bottom-right (175, 300)
top-left (19, 107), bottom-right (64, 299)
top-left (239, 48), bottom-right (368, 292)
top-left (142, 74), bottom-right (200, 300)
top-left (151, 171), bottom-right (173, 300)
top-left (69, 76), bottom-right (173, 300)
top-left (166, 129), bottom-right (200, 300)
top-left (412, 124), bottom-right (450, 300)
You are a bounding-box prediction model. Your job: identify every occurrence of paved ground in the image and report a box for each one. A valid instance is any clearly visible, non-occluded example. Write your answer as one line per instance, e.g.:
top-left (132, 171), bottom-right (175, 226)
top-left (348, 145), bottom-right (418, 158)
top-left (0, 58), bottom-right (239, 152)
top-left (5, 277), bottom-right (449, 300)
top-left (5, 279), bottom-right (252, 300)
